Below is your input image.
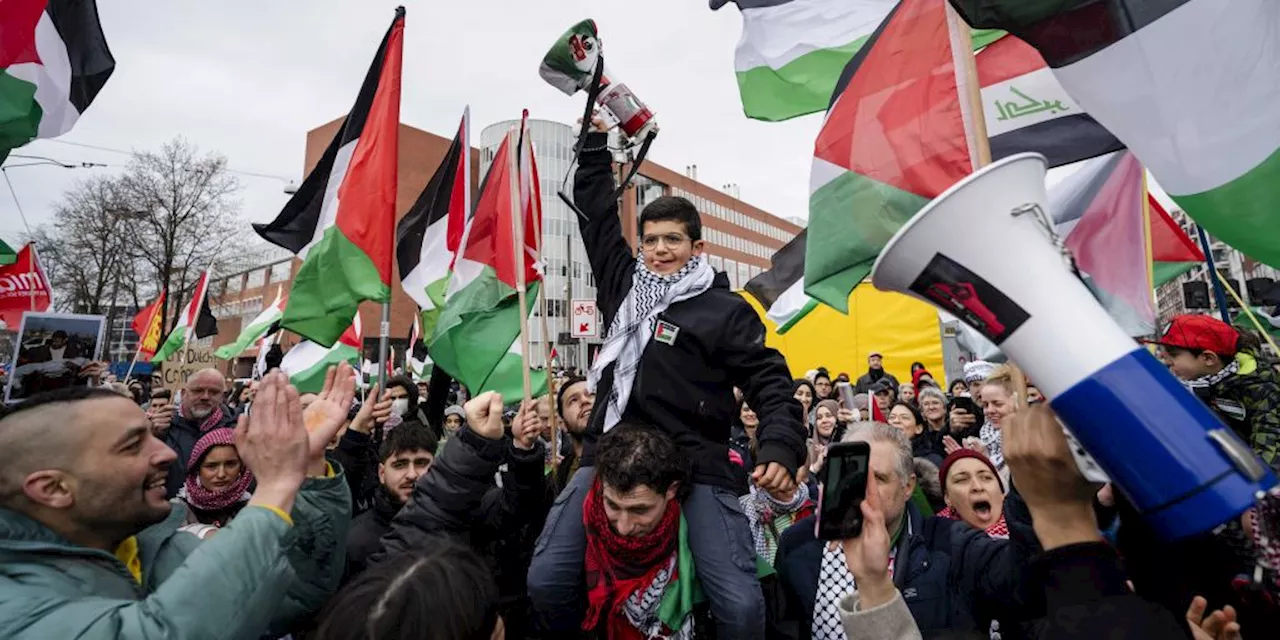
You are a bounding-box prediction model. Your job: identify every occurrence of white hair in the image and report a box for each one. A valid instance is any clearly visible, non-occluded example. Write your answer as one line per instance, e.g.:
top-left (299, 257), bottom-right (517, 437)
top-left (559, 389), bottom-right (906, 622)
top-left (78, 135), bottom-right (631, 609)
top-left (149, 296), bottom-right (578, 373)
top-left (841, 421), bottom-right (914, 486)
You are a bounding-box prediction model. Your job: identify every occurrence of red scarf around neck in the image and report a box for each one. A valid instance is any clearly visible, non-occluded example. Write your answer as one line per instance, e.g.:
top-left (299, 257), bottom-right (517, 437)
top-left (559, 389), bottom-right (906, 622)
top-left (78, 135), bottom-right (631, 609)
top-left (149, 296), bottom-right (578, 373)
top-left (582, 478), bottom-right (681, 638)
top-left (180, 402), bottom-right (225, 434)
top-left (938, 505), bottom-right (1010, 538)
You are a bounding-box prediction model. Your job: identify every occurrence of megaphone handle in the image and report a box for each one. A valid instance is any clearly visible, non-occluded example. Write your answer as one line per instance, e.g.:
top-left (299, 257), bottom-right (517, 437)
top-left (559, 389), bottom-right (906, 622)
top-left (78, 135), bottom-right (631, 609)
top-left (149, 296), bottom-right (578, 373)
top-left (612, 128), bottom-right (658, 201)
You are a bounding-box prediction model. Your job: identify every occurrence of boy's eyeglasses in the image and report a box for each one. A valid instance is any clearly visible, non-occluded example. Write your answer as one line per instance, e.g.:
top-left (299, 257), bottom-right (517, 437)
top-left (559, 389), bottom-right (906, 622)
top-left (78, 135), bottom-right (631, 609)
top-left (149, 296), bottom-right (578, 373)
top-left (640, 233), bottom-right (689, 250)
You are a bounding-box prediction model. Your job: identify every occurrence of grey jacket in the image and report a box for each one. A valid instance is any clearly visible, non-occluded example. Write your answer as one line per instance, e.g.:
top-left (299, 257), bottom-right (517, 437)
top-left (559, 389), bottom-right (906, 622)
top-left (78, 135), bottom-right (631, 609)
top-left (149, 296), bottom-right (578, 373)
top-left (839, 591), bottom-right (923, 640)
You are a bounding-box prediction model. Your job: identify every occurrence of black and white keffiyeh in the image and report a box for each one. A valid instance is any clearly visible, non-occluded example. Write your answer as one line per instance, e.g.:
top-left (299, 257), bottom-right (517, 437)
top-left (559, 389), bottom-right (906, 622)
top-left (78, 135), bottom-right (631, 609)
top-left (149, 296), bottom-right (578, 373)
top-left (590, 254), bottom-right (715, 431)
top-left (980, 421), bottom-right (1005, 469)
top-left (622, 554), bottom-right (695, 639)
top-left (1182, 358), bottom-right (1240, 390)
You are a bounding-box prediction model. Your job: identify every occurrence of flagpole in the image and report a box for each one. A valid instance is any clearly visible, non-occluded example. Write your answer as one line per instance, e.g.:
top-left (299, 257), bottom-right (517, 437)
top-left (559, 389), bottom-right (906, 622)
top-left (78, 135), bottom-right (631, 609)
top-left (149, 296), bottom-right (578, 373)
top-left (1219, 277), bottom-right (1280, 355)
top-left (946, 3), bottom-right (992, 170)
top-left (524, 121), bottom-right (563, 479)
top-left (124, 294), bottom-right (163, 383)
top-left (1195, 226), bottom-right (1233, 324)
top-left (508, 128), bottom-right (535, 403)
top-left (27, 243), bottom-right (40, 312)
top-left (377, 302), bottom-right (390, 393)
top-left (1142, 171), bottom-right (1157, 318)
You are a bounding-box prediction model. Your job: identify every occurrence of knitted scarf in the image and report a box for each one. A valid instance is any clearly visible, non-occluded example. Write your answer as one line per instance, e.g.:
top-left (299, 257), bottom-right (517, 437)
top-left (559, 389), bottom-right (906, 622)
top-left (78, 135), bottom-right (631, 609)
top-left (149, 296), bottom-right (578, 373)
top-left (979, 422), bottom-right (1005, 469)
top-left (1182, 358), bottom-right (1240, 390)
top-left (178, 402), bottom-right (226, 434)
top-left (741, 483), bottom-right (812, 565)
top-left (937, 505), bottom-right (1010, 538)
top-left (183, 428), bottom-right (254, 512)
top-left (590, 255), bottom-right (715, 431)
top-left (583, 479), bottom-right (685, 639)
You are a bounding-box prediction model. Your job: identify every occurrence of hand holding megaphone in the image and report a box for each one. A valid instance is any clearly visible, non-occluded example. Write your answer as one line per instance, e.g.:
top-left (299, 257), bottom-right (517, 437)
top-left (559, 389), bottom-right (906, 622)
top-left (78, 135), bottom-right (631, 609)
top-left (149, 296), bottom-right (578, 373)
top-left (540, 19), bottom-right (658, 145)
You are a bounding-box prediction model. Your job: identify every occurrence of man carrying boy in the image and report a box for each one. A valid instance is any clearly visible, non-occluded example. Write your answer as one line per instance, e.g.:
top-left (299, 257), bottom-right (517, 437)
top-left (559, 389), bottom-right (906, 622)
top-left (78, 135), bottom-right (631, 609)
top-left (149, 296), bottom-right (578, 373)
top-left (527, 123), bottom-right (806, 638)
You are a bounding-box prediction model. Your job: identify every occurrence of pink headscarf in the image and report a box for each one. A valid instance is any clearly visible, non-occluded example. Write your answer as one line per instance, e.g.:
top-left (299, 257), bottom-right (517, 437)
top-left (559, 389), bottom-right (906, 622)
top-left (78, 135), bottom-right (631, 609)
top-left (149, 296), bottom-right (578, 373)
top-left (183, 428), bottom-right (253, 512)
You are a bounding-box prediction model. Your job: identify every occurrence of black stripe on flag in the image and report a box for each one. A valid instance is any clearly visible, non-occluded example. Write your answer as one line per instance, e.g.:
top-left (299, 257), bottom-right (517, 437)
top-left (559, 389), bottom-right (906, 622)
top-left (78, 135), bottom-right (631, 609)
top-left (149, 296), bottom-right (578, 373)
top-left (46, 0), bottom-right (115, 113)
top-left (396, 119), bottom-right (465, 279)
top-left (826, 1), bottom-right (905, 111)
top-left (949, 0), bottom-right (1190, 67)
top-left (990, 113), bottom-right (1125, 168)
top-left (253, 8), bottom-right (406, 253)
top-left (193, 293), bottom-right (218, 340)
top-left (744, 229), bottom-right (807, 310)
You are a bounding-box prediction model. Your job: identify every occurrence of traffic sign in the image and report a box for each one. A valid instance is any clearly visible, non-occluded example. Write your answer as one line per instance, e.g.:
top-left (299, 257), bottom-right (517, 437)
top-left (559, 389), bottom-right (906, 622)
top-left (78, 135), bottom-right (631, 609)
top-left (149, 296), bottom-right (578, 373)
top-left (571, 298), bottom-right (598, 338)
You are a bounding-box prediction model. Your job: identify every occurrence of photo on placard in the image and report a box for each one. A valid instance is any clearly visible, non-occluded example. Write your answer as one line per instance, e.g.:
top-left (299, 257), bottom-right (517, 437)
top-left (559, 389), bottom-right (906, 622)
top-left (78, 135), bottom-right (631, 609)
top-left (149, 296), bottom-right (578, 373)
top-left (3, 312), bottom-right (106, 403)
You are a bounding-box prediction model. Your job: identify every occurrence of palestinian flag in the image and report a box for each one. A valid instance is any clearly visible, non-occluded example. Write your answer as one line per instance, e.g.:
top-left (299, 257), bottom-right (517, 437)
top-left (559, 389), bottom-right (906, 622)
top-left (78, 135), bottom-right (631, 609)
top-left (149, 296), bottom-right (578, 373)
top-left (744, 230), bottom-right (819, 333)
top-left (253, 7), bottom-right (403, 346)
top-left (397, 107), bottom-right (469, 342)
top-left (977, 35), bottom-right (1122, 168)
top-left (131, 289), bottom-right (166, 360)
top-left (281, 313), bottom-right (362, 394)
top-left (805, 0), bottom-right (974, 312)
top-left (0, 238), bottom-right (16, 265)
top-left (949, 0), bottom-right (1280, 270)
top-left (429, 123), bottom-right (546, 401)
top-left (1148, 195), bottom-right (1204, 287)
top-left (406, 313), bottom-right (433, 379)
top-left (152, 271), bottom-right (216, 363)
top-left (711, 0), bottom-right (1003, 122)
top-left (0, 0), bottom-right (114, 161)
top-left (215, 286), bottom-right (286, 360)
top-left (1235, 307), bottom-right (1280, 340)
top-left (1049, 152), bottom-right (1155, 336)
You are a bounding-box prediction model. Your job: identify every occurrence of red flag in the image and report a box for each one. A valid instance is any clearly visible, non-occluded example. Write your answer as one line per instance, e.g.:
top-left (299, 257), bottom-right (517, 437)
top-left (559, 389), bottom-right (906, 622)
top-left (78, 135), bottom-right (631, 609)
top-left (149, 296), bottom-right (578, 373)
top-left (132, 290), bottom-right (167, 359)
top-left (871, 395), bottom-right (887, 423)
top-left (0, 244), bottom-right (50, 329)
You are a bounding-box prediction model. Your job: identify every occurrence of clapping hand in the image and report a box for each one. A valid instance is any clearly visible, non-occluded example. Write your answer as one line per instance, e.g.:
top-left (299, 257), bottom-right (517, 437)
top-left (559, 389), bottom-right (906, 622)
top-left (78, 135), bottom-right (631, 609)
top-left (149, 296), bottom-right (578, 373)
top-left (302, 362), bottom-right (356, 475)
top-left (350, 383), bottom-right (392, 435)
top-left (1187, 596), bottom-right (1242, 640)
top-left (236, 371), bottom-right (310, 515)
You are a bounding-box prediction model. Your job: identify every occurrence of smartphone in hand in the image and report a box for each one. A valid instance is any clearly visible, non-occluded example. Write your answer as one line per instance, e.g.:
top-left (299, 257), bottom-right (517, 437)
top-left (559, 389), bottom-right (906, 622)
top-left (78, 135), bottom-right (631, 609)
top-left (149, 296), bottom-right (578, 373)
top-left (836, 381), bottom-right (857, 412)
top-left (816, 441), bottom-right (872, 541)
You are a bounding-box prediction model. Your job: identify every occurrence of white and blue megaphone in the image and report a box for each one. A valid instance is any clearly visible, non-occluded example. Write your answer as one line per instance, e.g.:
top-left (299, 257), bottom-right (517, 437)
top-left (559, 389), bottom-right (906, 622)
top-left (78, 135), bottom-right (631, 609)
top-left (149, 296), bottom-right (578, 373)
top-left (872, 153), bottom-right (1276, 540)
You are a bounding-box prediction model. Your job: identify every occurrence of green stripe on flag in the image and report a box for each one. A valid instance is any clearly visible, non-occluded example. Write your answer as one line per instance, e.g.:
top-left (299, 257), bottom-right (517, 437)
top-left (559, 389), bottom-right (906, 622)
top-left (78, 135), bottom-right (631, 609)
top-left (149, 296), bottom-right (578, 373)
top-left (430, 273), bottom-right (547, 401)
top-left (0, 71), bottom-right (40, 155)
top-left (285, 226), bottom-right (390, 346)
top-left (775, 298), bottom-right (820, 334)
top-left (805, 170), bottom-right (929, 312)
top-left (291, 344), bottom-right (361, 393)
top-left (151, 326), bottom-right (188, 363)
top-left (1152, 261), bottom-right (1199, 288)
top-left (1170, 146), bottom-right (1280, 269)
top-left (0, 238), bottom-right (16, 265)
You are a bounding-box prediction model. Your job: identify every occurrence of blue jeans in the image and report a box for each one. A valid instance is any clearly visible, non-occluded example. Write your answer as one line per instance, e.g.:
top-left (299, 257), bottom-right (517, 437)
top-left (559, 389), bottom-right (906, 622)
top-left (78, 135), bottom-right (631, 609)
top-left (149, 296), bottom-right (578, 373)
top-left (527, 467), bottom-right (765, 638)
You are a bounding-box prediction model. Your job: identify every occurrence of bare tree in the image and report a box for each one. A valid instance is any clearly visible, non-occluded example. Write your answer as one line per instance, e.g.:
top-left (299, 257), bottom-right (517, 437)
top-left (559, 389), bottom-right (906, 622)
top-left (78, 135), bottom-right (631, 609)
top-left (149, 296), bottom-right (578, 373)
top-left (117, 138), bottom-right (241, 331)
top-left (28, 176), bottom-right (134, 314)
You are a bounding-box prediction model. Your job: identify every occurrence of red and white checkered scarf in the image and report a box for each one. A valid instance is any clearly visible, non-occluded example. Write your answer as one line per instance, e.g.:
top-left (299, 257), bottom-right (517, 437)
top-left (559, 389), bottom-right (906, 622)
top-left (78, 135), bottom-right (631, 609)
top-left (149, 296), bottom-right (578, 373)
top-left (938, 505), bottom-right (1009, 539)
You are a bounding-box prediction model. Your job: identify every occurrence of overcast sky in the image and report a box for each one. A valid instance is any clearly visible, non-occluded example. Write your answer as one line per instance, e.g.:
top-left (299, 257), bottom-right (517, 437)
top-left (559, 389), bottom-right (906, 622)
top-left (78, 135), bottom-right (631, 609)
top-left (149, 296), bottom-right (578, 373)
top-left (1, 0), bottom-right (827, 242)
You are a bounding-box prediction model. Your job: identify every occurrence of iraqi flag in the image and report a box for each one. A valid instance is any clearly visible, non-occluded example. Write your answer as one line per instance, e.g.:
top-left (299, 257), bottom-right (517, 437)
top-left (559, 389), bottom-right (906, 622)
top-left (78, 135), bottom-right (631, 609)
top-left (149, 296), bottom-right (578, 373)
top-left (0, 0), bottom-right (114, 160)
top-left (215, 285), bottom-right (286, 360)
top-left (131, 289), bottom-right (166, 360)
top-left (397, 107), bottom-right (469, 342)
top-left (804, 0), bottom-right (974, 312)
top-left (949, 0), bottom-right (1280, 271)
top-left (152, 270), bottom-right (217, 363)
top-left (977, 35), bottom-right (1122, 168)
top-left (744, 230), bottom-right (819, 334)
top-left (253, 7), bottom-right (403, 346)
top-left (429, 120), bottom-right (546, 401)
top-left (281, 313), bottom-right (362, 394)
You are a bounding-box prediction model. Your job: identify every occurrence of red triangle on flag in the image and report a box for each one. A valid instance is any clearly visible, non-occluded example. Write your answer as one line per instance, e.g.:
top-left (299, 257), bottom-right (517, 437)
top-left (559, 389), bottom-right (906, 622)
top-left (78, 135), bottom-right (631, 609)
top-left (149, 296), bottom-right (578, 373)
top-left (1148, 195), bottom-right (1204, 264)
top-left (871, 395), bottom-right (887, 423)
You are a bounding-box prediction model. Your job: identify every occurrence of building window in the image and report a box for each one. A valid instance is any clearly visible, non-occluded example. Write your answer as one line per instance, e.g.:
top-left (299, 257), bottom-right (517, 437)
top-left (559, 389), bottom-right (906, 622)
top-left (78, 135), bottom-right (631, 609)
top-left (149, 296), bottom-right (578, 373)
top-left (245, 269), bottom-right (265, 289)
top-left (225, 275), bottom-right (242, 294)
top-left (269, 261), bottom-right (291, 283)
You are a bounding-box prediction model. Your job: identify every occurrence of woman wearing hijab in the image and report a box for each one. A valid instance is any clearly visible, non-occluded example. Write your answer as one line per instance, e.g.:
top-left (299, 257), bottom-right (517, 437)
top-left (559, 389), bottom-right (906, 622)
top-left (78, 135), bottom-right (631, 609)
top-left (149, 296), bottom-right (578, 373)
top-left (794, 378), bottom-right (817, 427)
top-left (175, 428), bottom-right (253, 539)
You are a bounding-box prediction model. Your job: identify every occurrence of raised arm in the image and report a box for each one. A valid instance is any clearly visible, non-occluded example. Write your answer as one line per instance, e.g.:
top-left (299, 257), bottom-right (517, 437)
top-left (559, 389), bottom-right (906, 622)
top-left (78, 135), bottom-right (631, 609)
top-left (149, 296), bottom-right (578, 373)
top-left (573, 131), bottom-right (635, 323)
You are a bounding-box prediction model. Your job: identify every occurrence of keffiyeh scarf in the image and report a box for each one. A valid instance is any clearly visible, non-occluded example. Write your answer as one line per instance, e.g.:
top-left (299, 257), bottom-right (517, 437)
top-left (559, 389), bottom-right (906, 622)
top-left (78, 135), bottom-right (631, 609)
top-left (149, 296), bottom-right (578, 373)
top-left (582, 479), bottom-right (689, 639)
top-left (813, 542), bottom-right (899, 640)
top-left (937, 505), bottom-right (1010, 539)
top-left (1182, 358), bottom-right (1240, 390)
top-left (979, 422), bottom-right (1005, 469)
top-left (183, 428), bottom-right (254, 512)
top-left (178, 402), bottom-right (226, 434)
top-left (590, 255), bottom-right (715, 431)
top-left (741, 483), bottom-right (812, 565)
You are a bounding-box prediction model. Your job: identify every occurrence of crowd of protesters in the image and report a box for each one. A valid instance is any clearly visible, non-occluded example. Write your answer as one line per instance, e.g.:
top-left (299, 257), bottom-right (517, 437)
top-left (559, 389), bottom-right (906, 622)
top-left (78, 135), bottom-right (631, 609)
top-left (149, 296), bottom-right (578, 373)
top-left (2, 122), bottom-right (1280, 640)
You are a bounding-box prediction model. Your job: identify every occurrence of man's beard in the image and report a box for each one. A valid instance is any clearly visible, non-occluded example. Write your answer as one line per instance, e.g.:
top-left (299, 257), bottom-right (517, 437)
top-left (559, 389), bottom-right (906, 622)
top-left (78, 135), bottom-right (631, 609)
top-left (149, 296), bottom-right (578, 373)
top-left (188, 405), bottom-right (213, 419)
top-left (78, 473), bottom-right (172, 542)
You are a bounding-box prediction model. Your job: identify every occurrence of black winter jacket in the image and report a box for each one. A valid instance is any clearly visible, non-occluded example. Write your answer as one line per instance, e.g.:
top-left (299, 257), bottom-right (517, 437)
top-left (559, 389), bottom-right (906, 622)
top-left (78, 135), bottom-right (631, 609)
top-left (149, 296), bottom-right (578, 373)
top-left (574, 133), bottom-right (806, 493)
top-left (327, 429), bottom-right (380, 515)
top-left (371, 427), bottom-right (550, 638)
top-left (345, 486), bottom-right (400, 579)
top-left (774, 503), bottom-right (1036, 639)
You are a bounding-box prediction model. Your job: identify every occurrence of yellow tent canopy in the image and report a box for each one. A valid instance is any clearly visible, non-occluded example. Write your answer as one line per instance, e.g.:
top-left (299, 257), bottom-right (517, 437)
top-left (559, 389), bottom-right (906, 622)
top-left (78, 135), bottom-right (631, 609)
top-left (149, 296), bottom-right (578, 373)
top-left (740, 286), bottom-right (946, 386)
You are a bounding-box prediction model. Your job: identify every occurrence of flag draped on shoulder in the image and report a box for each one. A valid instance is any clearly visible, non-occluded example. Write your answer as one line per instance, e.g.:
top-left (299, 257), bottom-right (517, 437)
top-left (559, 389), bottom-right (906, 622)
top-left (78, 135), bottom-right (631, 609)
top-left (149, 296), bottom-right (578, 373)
top-left (949, 0), bottom-right (1280, 270)
top-left (281, 313), bottom-right (362, 393)
top-left (429, 122), bottom-right (546, 400)
top-left (711, 0), bottom-right (1003, 122)
top-left (253, 7), bottom-right (403, 346)
top-left (397, 107), bottom-right (469, 342)
top-left (0, 0), bottom-right (115, 161)
top-left (131, 290), bottom-right (166, 360)
top-left (745, 230), bottom-right (819, 333)
top-left (804, 0), bottom-right (973, 312)
top-left (153, 270), bottom-right (216, 363)
top-left (215, 286), bottom-right (286, 360)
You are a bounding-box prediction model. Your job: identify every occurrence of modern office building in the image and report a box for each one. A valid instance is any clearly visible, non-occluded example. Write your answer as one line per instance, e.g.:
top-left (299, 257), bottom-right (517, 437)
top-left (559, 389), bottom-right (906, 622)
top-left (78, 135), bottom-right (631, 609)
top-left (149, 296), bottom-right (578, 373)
top-left (205, 118), bottom-right (802, 376)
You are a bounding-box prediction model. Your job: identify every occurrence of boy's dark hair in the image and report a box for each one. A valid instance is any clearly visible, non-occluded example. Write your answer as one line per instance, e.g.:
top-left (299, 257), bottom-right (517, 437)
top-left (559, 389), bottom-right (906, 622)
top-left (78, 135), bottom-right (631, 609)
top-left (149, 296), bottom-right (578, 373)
top-left (150, 388), bottom-right (172, 401)
top-left (314, 539), bottom-right (499, 640)
top-left (596, 422), bottom-right (688, 497)
top-left (639, 196), bottom-right (702, 242)
top-left (378, 421), bottom-right (438, 463)
top-left (4, 387), bottom-right (126, 422)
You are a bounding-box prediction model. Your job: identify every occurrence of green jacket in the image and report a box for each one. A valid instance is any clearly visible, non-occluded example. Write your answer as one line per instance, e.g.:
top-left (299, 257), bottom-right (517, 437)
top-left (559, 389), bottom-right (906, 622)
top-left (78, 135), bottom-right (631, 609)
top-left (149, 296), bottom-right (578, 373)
top-left (0, 468), bottom-right (351, 639)
top-left (1208, 352), bottom-right (1280, 471)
